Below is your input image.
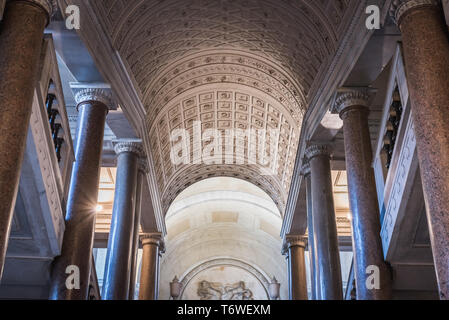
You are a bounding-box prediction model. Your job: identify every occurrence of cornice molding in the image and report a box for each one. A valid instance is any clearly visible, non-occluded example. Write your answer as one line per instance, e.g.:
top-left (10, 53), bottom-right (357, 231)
top-left (305, 144), bottom-right (331, 160)
top-left (70, 83), bottom-right (117, 111)
top-left (390, 0), bottom-right (441, 25)
top-left (113, 139), bottom-right (144, 157)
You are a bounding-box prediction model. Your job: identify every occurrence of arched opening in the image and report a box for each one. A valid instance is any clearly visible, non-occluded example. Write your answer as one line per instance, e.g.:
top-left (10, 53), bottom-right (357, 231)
top-left (158, 177), bottom-right (287, 300)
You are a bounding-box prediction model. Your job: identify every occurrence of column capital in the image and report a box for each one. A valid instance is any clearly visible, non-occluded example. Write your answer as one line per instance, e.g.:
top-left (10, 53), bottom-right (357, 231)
top-left (141, 232), bottom-right (165, 250)
top-left (113, 139), bottom-right (144, 157)
top-left (8, 0), bottom-right (59, 22)
top-left (300, 160), bottom-right (311, 177)
top-left (390, 0), bottom-right (441, 25)
top-left (331, 88), bottom-right (374, 116)
top-left (283, 235), bottom-right (307, 250)
top-left (70, 82), bottom-right (118, 111)
top-left (305, 144), bottom-right (331, 161)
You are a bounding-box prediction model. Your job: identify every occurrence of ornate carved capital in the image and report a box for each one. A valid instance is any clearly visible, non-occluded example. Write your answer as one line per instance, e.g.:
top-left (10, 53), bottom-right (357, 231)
top-left (113, 139), bottom-right (144, 157)
top-left (390, 0), bottom-right (441, 25)
top-left (300, 160), bottom-right (311, 177)
top-left (331, 88), bottom-right (372, 116)
top-left (305, 144), bottom-right (331, 161)
top-left (141, 232), bottom-right (164, 250)
top-left (70, 83), bottom-right (117, 111)
top-left (284, 235), bottom-right (307, 250)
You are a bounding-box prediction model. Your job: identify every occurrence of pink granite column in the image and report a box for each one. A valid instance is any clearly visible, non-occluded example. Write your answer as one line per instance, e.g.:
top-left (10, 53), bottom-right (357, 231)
top-left (138, 233), bottom-right (164, 300)
top-left (333, 89), bottom-right (393, 300)
top-left (49, 86), bottom-right (115, 300)
top-left (306, 145), bottom-right (343, 300)
top-left (283, 235), bottom-right (308, 300)
top-left (391, 0), bottom-right (449, 299)
top-left (0, 0), bottom-right (55, 279)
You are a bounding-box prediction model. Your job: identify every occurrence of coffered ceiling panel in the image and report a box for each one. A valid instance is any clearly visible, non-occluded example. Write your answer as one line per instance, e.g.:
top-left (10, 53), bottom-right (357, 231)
top-left (87, 0), bottom-right (363, 213)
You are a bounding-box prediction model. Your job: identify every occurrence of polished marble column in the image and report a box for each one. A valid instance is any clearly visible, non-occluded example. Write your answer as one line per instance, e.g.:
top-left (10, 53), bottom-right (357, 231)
top-left (49, 86), bottom-right (115, 300)
top-left (391, 0), bottom-right (449, 299)
top-left (102, 140), bottom-right (142, 300)
top-left (0, 0), bottom-right (55, 279)
top-left (333, 89), bottom-right (392, 300)
top-left (139, 233), bottom-right (164, 300)
top-left (306, 145), bottom-right (343, 300)
top-left (283, 235), bottom-right (308, 300)
top-left (301, 162), bottom-right (319, 300)
top-left (128, 157), bottom-right (148, 300)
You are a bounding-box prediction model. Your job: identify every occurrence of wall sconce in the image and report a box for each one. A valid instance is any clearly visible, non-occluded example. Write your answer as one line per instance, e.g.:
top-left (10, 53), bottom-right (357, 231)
top-left (269, 276), bottom-right (280, 300)
top-left (170, 276), bottom-right (182, 300)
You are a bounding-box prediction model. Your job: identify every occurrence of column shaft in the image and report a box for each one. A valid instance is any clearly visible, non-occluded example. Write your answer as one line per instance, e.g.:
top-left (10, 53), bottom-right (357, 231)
top-left (307, 146), bottom-right (343, 300)
top-left (49, 102), bottom-right (108, 299)
top-left (397, 2), bottom-right (449, 299)
top-left (0, 0), bottom-right (48, 278)
top-left (304, 172), bottom-right (319, 300)
top-left (102, 146), bottom-right (140, 300)
top-left (341, 106), bottom-right (392, 299)
top-left (287, 238), bottom-right (308, 300)
top-left (128, 166), bottom-right (144, 299)
top-left (139, 235), bottom-right (162, 300)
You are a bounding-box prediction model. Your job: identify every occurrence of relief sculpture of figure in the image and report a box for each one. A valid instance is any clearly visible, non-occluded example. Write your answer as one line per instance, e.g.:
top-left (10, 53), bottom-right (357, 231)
top-left (197, 280), bottom-right (254, 300)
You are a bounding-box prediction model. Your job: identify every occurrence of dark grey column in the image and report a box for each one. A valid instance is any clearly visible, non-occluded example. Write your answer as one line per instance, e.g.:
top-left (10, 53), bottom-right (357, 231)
top-left (284, 235), bottom-right (308, 300)
top-left (139, 233), bottom-right (164, 300)
top-left (50, 86), bottom-right (115, 300)
top-left (306, 145), bottom-right (343, 300)
top-left (301, 162), bottom-right (319, 300)
top-left (102, 140), bottom-right (143, 300)
top-left (0, 0), bottom-right (55, 279)
top-left (128, 157), bottom-right (148, 300)
top-left (333, 89), bottom-right (392, 300)
top-left (282, 246), bottom-right (292, 299)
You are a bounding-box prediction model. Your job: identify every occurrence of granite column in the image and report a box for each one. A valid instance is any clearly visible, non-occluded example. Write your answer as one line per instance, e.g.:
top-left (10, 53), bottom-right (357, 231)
top-left (302, 162), bottom-right (319, 300)
top-left (138, 233), bottom-right (164, 300)
top-left (283, 235), bottom-right (308, 300)
top-left (333, 89), bottom-right (392, 300)
top-left (392, 0), bottom-right (449, 299)
top-left (128, 157), bottom-right (148, 300)
top-left (49, 85), bottom-right (115, 299)
top-left (102, 140), bottom-right (142, 300)
top-left (0, 0), bottom-right (55, 279)
top-left (306, 145), bottom-right (343, 300)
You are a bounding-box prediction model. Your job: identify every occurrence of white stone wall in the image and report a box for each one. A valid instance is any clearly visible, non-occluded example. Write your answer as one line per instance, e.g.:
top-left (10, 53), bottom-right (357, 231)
top-left (158, 177), bottom-right (288, 300)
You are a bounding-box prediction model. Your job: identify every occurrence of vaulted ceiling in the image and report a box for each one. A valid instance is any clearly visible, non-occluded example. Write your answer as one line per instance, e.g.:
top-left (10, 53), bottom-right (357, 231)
top-left (84, 0), bottom-right (364, 213)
